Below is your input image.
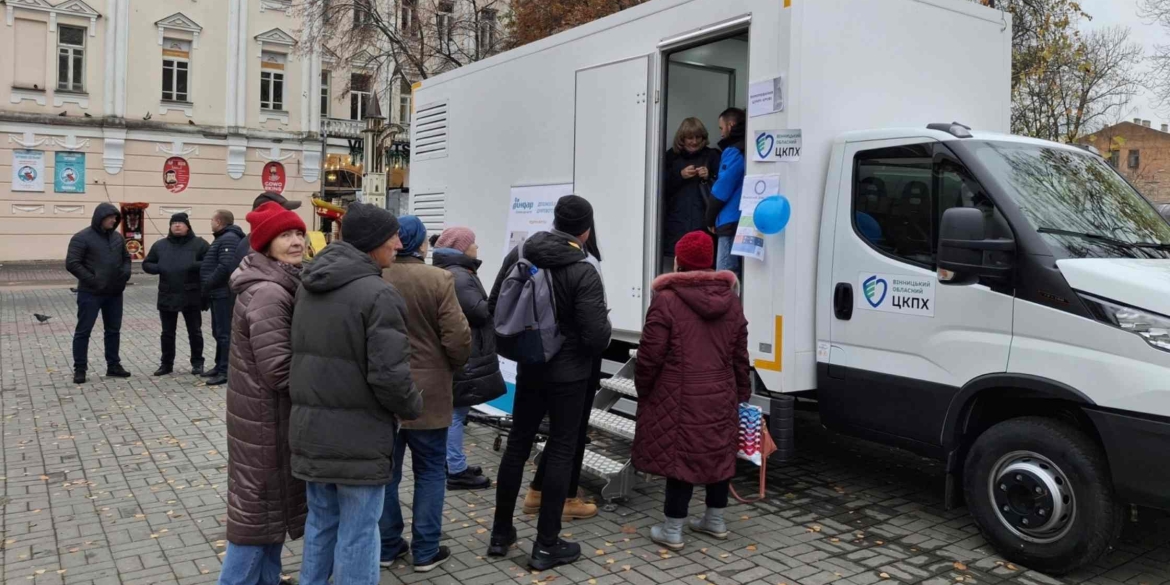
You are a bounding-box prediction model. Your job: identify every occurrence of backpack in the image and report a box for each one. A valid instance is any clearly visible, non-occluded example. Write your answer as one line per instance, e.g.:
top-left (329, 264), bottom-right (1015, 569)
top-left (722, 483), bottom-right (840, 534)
top-left (494, 239), bottom-right (588, 365)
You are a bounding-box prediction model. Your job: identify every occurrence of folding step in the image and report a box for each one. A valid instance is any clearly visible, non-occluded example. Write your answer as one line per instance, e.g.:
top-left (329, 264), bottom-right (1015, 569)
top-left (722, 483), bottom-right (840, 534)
top-left (589, 408), bottom-right (635, 441)
top-left (534, 441), bottom-right (635, 508)
top-left (600, 376), bottom-right (637, 398)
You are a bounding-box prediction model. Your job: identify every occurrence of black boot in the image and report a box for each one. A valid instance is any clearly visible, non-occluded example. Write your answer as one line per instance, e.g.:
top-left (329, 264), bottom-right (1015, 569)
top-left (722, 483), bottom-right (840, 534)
top-left (190, 363), bottom-right (204, 376)
top-left (206, 373), bottom-right (228, 386)
top-left (528, 538), bottom-right (580, 571)
top-left (73, 370), bottom-right (86, 384)
top-left (153, 365), bottom-right (173, 376)
top-left (487, 526), bottom-right (517, 557)
top-left (106, 364), bottom-right (131, 378)
top-left (447, 468), bottom-right (491, 490)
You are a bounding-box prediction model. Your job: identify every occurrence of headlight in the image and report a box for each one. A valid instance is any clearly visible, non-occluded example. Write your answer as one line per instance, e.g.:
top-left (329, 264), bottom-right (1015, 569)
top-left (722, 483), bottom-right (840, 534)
top-left (1080, 293), bottom-right (1170, 352)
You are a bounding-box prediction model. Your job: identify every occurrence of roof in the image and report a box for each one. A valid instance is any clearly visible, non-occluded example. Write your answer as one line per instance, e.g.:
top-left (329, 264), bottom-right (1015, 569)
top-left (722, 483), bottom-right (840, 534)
top-left (1079, 121), bottom-right (1170, 145)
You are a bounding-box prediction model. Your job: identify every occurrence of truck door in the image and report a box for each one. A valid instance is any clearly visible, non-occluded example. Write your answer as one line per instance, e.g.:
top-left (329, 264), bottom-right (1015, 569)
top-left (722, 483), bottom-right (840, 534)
top-left (823, 138), bottom-right (1014, 452)
top-left (573, 56), bottom-right (652, 333)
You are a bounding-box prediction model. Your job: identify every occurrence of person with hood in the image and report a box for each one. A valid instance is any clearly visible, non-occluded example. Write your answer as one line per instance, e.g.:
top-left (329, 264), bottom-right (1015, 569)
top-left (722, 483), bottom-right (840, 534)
top-left (379, 216), bottom-right (471, 572)
top-left (709, 108), bottom-right (747, 281)
top-left (486, 195), bottom-right (611, 571)
top-left (662, 117), bottom-right (721, 273)
top-left (201, 210), bottom-right (245, 387)
top-left (228, 192), bottom-right (303, 282)
top-left (289, 203), bottom-right (423, 585)
top-left (218, 202), bottom-right (309, 585)
top-left (431, 227), bottom-right (506, 491)
top-left (142, 213), bottom-right (210, 376)
top-left (66, 202), bottom-right (133, 384)
top-left (632, 230), bottom-right (750, 550)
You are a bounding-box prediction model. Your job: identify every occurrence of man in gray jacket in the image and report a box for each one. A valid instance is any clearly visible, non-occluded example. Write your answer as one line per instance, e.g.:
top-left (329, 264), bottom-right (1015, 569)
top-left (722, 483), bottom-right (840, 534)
top-left (289, 203), bottom-right (423, 585)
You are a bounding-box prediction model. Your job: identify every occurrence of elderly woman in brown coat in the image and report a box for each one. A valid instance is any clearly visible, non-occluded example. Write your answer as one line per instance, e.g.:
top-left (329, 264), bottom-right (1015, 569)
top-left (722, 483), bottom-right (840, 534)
top-left (219, 202), bottom-right (309, 585)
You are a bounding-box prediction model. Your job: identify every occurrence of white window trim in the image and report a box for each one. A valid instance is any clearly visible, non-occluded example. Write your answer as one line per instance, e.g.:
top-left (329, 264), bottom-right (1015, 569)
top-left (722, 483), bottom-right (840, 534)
top-left (161, 56), bottom-right (191, 104)
top-left (260, 70), bottom-right (286, 112)
top-left (10, 87), bottom-right (48, 106)
top-left (6, 0), bottom-right (100, 36)
top-left (259, 0), bottom-right (293, 15)
top-left (54, 93), bottom-right (89, 108)
top-left (320, 69), bottom-right (332, 118)
top-left (155, 12), bottom-right (202, 49)
top-left (57, 25), bottom-right (86, 94)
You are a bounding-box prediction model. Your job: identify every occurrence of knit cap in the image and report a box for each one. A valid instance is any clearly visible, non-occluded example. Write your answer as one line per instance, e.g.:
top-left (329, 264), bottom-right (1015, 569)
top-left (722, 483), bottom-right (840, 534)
top-left (247, 202), bottom-right (307, 252)
top-left (675, 230), bottom-right (714, 271)
top-left (341, 203), bottom-right (401, 253)
top-left (435, 226), bottom-right (475, 253)
top-left (553, 195), bottom-right (594, 236)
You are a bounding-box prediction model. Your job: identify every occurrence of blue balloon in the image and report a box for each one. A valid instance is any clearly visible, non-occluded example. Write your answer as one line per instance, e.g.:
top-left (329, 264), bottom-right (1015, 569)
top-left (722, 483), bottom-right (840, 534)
top-left (754, 195), bottom-right (791, 235)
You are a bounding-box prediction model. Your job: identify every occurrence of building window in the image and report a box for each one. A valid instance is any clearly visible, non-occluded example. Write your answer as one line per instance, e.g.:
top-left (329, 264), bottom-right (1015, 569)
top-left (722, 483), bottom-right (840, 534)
top-left (401, 0), bottom-right (418, 37)
top-left (260, 52), bottom-right (286, 111)
top-left (436, 2), bottom-right (454, 50)
top-left (1108, 150), bottom-right (1120, 168)
top-left (398, 78), bottom-right (412, 125)
top-left (57, 25), bottom-right (86, 93)
top-left (353, 0), bottom-right (372, 29)
top-left (1128, 149), bottom-right (1140, 169)
top-left (161, 39), bottom-right (191, 103)
top-left (320, 69), bottom-right (332, 117)
top-left (478, 9), bottom-right (497, 54)
top-left (14, 19), bottom-right (48, 90)
top-left (350, 73), bottom-right (372, 120)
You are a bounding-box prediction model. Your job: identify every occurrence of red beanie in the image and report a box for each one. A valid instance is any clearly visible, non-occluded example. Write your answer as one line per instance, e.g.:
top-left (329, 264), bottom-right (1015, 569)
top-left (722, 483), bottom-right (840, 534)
top-left (247, 201), bottom-right (307, 252)
top-left (675, 230), bottom-right (714, 271)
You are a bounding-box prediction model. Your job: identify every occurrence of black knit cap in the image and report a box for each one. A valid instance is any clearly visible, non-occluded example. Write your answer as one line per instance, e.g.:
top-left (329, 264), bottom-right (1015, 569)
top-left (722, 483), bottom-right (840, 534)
top-left (342, 203), bottom-right (401, 253)
top-left (169, 213), bottom-right (192, 229)
top-left (553, 194), bottom-right (594, 236)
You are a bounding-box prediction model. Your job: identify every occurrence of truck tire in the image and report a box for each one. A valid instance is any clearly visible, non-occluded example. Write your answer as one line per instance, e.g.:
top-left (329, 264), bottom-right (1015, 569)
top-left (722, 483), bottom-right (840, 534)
top-left (962, 416), bottom-right (1123, 575)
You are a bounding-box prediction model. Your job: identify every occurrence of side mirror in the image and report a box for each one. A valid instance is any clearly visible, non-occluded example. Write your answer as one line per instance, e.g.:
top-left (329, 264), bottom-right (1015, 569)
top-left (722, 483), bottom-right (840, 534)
top-left (937, 207), bottom-right (1014, 285)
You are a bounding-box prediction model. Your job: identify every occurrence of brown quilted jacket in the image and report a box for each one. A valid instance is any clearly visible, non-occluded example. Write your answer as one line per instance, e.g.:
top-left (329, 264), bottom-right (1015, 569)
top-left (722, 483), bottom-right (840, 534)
top-left (225, 253), bottom-right (308, 545)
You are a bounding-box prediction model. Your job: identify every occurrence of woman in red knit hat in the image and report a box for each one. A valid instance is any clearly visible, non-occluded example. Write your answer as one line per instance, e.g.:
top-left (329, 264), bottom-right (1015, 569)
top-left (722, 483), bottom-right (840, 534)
top-left (631, 230), bottom-right (751, 550)
top-left (219, 202), bottom-right (308, 585)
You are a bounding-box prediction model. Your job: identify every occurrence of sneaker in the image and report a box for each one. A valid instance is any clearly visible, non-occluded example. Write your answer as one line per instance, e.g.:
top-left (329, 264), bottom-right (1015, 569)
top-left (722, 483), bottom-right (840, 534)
top-left (447, 468), bottom-right (491, 490)
top-left (73, 370), bottom-right (86, 384)
top-left (153, 365), bottom-right (173, 377)
top-left (487, 526), bottom-right (517, 557)
top-left (413, 546), bottom-right (450, 573)
top-left (106, 365), bottom-right (131, 378)
top-left (191, 363), bottom-right (204, 376)
top-left (528, 539), bottom-right (580, 571)
top-left (379, 545), bottom-right (409, 568)
top-left (206, 373), bottom-right (228, 386)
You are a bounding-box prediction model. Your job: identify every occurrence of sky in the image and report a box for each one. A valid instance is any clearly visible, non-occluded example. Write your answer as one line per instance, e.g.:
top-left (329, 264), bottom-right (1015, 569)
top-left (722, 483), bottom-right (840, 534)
top-left (1077, 0), bottom-right (1167, 127)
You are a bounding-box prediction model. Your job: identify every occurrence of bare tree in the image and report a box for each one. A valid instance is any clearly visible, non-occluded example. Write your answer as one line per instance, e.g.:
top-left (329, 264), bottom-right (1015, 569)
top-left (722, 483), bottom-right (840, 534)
top-left (1139, 0), bottom-right (1170, 114)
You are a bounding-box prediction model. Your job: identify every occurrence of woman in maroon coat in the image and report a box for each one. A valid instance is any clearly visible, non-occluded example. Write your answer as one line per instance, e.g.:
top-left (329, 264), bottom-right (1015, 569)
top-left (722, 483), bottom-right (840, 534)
top-left (632, 230), bottom-right (751, 550)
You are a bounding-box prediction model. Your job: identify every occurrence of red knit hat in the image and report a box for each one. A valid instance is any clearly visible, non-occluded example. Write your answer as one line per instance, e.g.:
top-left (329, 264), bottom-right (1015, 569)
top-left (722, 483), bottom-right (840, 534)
top-left (247, 201), bottom-right (307, 252)
top-left (675, 230), bottom-right (714, 271)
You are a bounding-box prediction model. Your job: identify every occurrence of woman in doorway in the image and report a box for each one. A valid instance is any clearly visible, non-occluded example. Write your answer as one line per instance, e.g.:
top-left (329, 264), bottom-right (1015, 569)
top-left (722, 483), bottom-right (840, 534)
top-left (662, 118), bottom-right (722, 273)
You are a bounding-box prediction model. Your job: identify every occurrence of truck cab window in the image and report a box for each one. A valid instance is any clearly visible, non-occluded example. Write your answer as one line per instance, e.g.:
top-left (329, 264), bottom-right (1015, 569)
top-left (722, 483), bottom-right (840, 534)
top-left (853, 144), bottom-right (934, 267)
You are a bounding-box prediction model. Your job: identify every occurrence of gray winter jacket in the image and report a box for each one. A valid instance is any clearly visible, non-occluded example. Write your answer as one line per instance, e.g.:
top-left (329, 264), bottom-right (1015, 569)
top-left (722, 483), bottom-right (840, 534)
top-left (65, 203), bottom-right (131, 296)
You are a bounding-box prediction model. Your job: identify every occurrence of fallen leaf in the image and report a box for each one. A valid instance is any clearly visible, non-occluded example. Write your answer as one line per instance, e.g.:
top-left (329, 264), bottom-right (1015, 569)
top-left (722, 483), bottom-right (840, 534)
top-left (68, 548), bottom-right (78, 553)
top-left (875, 540), bottom-right (885, 545)
top-left (955, 577), bottom-right (965, 582)
top-left (880, 573), bottom-right (891, 580)
top-left (698, 576), bottom-right (707, 581)
top-left (746, 545), bottom-right (757, 552)
top-left (719, 553), bottom-right (730, 558)
top-left (589, 581), bottom-right (597, 585)
top-left (1006, 564), bottom-right (1018, 571)
top-left (810, 525), bottom-right (822, 532)
top-left (953, 562), bottom-right (968, 571)
top-left (35, 570), bottom-right (46, 575)
top-left (830, 538), bottom-right (840, 543)
top-left (606, 559), bottom-right (616, 565)
top-left (622, 565), bottom-right (631, 572)
top-left (38, 475), bottom-right (49, 481)
top-left (56, 570), bottom-right (66, 575)
top-left (202, 570), bottom-right (210, 575)
top-left (741, 515), bottom-right (750, 520)
top-left (595, 549), bottom-right (606, 556)
top-left (562, 533), bottom-right (572, 538)
top-left (621, 525), bottom-right (637, 534)
top-left (700, 548), bottom-right (708, 553)
top-left (476, 528), bottom-right (487, 534)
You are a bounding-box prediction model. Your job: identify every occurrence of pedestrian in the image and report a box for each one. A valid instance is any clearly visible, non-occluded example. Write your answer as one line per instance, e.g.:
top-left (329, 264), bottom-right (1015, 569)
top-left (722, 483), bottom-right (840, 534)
top-left (710, 108), bottom-right (747, 281)
top-left (487, 195), bottom-right (612, 570)
top-left (632, 230), bottom-right (750, 550)
top-left (142, 213), bottom-right (210, 376)
top-left (217, 202), bottom-right (309, 585)
top-left (380, 216), bottom-right (472, 572)
top-left (431, 227), bottom-right (507, 491)
top-left (200, 210), bottom-right (244, 387)
top-left (228, 192), bottom-right (303, 281)
top-left (662, 117), bottom-right (721, 273)
top-left (290, 203), bottom-right (423, 585)
top-left (65, 202), bottom-right (132, 384)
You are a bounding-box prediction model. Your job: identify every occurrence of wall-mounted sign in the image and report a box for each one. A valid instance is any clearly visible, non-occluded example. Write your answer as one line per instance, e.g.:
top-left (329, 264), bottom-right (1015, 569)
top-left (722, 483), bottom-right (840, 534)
top-left (748, 75), bottom-right (785, 118)
top-left (54, 152), bottom-right (86, 193)
top-left (752, 129), bottom-right (802, 163)
top-left (13, 150), bottom-right (45, 192)
top-left (163, 157), bottom-right (190, 193)
top-left (262, 161), bottom-right (286, 194)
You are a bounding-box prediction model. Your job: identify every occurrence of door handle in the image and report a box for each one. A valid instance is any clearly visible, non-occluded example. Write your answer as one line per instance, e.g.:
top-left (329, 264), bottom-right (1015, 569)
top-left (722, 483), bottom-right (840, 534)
top-left (834, 283), bottom-right (853, 320)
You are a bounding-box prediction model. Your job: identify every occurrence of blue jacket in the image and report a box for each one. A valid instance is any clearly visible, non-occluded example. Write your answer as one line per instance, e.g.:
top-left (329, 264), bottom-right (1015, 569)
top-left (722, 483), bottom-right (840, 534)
top-left (711, 146), bottom-right (745, 229)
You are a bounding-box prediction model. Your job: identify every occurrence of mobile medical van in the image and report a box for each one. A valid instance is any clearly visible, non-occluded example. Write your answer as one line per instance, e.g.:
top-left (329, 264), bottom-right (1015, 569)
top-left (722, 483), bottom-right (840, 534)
top-left (408, 0), bottom-right (1170, 573)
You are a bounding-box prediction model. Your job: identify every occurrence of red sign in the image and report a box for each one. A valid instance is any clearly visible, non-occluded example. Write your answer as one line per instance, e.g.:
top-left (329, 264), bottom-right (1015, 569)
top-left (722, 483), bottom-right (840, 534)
top-left (163, 157), bottom-right (190, 193)
top-left (262, 161), bottom-right (287, 194)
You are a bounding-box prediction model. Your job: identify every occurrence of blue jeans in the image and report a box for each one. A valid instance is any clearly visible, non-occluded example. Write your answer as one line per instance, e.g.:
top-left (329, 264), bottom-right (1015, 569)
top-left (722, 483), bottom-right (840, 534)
top-left (380, 428), bottom-right (448, 564)
top-left (72, 291), bottom-right (123, 372)
top-left (217, 543), bottom-right (283, 585)
top-left (300, 482), bottom-right (384, 585)
top-left (447, 406), bottom-right (471, 474)
top-left (717, 235), bottom-right (742, 282)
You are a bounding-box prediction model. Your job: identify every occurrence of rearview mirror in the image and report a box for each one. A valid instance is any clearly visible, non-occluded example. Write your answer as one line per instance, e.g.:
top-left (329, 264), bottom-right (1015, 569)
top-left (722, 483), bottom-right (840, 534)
top-left (937, 207), bottom-right (1015, 286)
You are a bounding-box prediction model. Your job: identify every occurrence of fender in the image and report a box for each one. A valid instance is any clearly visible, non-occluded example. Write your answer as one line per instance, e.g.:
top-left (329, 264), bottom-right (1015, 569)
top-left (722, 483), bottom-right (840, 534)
top-left (940, 373), bottom-right (1095, 449)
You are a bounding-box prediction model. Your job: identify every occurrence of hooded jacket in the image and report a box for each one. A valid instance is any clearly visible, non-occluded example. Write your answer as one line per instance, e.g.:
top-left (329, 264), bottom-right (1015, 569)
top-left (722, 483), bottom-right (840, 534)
top-left (66, 203), bottom-right (131, 296)
top-left (489, 230), bottom-right (611, 384)
top-left (662, 146), bottom-right (722, 250)
top-left (225, 253), bottom-right (307, 545)
top-left (632, 270), bottom-right (750, 485)
top-left (711, 130), bottom-right (748, 234)
top-left (143, 225), bottom-right (210, 312)
top-left (200, 223), bottom-right (245, 299)
top-left (432, 248), bottom-right (507, 408)
top-left (289, 241), bottom-right (423, 485)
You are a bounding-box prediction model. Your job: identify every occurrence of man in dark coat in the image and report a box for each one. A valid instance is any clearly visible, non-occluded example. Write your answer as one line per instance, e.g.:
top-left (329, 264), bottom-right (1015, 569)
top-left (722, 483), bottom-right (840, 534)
top-left (142, 213), bottom-right (210, 377)
top-left (487, 195), bottom-right (612, 571)
top-left (228, 192), bottom-right (303, 282)
top-left (199, 210), bottom-right (244, 386)
top-left (65, 202), bottom-right (132, 384)
top-left (289, 203), bottom-right (423, 585)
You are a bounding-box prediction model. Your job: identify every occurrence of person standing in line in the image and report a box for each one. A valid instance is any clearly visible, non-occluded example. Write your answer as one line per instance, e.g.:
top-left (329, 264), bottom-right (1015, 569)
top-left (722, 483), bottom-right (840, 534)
top-left (217, 202), bottom-right (309, 585)
top-left (710, 108), bottom-right (747, 281)
top-left (66, 202), bottom-right (132, 384)
top-left (431, 227), bottom-right (507, 491)
top-left (200, 210), bottom-right (244, 387)
top-left (662, 117), bottom-right (722, 273)
top-left (228, 192), bottom-right (303, 281)
top-left (632, 230), bottom-right (750, 550)
top-left (380, 216), bottom-right (472, 572)
top-left (142, 213), bottom-right (210, 376)
top-left (290, 203), bottom-right (423, 585)
top-left (487, 195), bottom-right (611, 571)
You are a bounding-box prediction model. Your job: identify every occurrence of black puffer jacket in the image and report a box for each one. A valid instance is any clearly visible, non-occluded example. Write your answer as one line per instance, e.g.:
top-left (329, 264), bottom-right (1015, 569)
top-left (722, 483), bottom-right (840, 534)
top-left (289, 241), bottom-right (424, 485)
top-left (433, 249), bottom-right (507, 408)
top-left (662, 146), bottom-right (722, 252)
top-left (66, 203), bottom-right (131, 296)
top-left (201, 224), bottom-right (244, 299)
top-left (489, 230), bottom-right (611, 384)
top-left (143, 229), bottom-right (209, 312)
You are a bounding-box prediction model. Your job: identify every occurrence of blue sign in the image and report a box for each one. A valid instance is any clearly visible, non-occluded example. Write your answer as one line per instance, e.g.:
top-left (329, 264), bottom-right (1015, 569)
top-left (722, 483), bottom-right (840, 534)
top-left (54, 152), bottom-right (86, 193)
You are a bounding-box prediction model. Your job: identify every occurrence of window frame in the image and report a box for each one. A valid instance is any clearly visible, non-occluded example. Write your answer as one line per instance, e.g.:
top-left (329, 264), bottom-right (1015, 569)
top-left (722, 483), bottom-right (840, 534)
top-left (57, 25), bottom-right (87, 93)
top-left (477, 8), bottom-right (497, 54)
top-left (435, 2), bottom-right (455, 51)
top-left (161, 40), bottom-right (192, 104)
top-left (353, 0), bottom-right (373, 29)
top-left (398, 78), bottom-right (412, 125)
top-left (400, 0), bottom-right (418, 37)
top-left (1128, 149), bottom-right (1140, 170)
top-left (320, 69), bottom-right (331, 118)
top-left (349, 72), bottom-right (372, 120)
top-left (260, 70), bottom-right (285, 111)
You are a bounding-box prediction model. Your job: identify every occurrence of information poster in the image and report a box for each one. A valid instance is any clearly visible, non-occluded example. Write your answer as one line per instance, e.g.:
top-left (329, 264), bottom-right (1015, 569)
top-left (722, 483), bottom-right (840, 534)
top-left (13, 150), bottom-right (45, 192)
top-left (748, 75), bottom-right (785, 118)
top-left (54, 152), bottom-right (86, 193)
top-left (732, 175), bottom-right (780, 261)
top-left (163, 157), bottom-right (191, 193)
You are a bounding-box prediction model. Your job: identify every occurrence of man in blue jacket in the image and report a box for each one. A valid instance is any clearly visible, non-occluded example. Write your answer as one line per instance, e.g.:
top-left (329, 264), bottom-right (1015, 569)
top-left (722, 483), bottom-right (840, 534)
top-left (199, 210), bottom-right (243, 386)
top-left (709, 107), bottom-right (747, 281)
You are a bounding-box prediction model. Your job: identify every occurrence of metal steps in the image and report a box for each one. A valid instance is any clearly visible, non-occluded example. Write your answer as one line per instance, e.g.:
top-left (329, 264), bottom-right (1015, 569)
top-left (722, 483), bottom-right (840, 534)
top-left (534, 440), bottom-right (635, 506)
top-left (589, 408), bottom-right (636, 440)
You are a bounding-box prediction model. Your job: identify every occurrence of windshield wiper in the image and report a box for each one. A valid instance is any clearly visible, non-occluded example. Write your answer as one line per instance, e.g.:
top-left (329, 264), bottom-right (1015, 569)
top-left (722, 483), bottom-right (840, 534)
top-left (1037, 227), bottom-right (1170, 251)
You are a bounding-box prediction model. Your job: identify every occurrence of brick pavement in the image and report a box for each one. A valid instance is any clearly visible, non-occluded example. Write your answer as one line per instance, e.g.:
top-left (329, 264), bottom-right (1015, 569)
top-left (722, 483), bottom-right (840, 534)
top-left (2, 280), bottom-right (1168, 585)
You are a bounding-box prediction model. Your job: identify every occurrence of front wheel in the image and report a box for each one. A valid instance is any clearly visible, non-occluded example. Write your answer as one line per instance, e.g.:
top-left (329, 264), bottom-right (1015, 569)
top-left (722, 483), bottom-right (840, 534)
top-left (963, 416), bottom-right (1124, 575)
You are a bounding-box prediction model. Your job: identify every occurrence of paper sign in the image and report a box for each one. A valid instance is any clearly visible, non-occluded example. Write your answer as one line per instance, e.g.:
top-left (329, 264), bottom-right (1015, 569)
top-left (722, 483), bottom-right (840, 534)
top-left (748, 75), bottom-right (785, 118)
top-left (731, 215), bottom-right (765, 261)
top-left (55, 152), bottom-right (85, 193)
top-left (502, 183), bottom-right (573, 255)
top-left (13, 150), bottom-right (45, 192)
top-left (856, 272), bottom-right (936, 317)
top-left (753, 129), bottom-right (802, 163)
top-left (740, 174), bottom-right (781, 214)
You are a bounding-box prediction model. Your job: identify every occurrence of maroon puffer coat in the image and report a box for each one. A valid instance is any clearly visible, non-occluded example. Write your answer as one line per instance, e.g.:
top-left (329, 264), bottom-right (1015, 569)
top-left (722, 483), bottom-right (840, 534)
top-left (632, 270), bottom-right (750, 485)
top-left (225, 253), bottom-right (307, 545)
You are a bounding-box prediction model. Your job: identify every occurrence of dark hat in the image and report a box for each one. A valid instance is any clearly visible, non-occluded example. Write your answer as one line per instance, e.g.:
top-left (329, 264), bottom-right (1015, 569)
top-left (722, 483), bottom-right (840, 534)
top-left (553, 195), bottom-right (594, 236)
top-left (169, 212), bottom-right (191, 229)
top-left (675, 230), bottom-right (714, 272)
top-left (341, 203), bottom-right (401, 253)
top-left (252, 191), bottom-right (302, 211)
top-left (396, 215), bottom-right (427, 256)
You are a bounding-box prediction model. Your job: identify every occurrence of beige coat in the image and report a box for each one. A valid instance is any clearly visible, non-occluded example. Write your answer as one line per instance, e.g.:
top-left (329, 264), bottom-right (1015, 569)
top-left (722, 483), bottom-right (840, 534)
top-left (384, 256), bottom-right (472, 429)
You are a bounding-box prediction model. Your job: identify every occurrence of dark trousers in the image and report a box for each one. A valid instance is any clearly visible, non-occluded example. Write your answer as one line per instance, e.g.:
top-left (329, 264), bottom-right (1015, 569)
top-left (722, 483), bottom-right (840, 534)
top-left (531, 383), bottom-right (597, 497)
top-left (72, 291), bottom-right (123, 372)
top-left (210, 297), bottom-right (232, 374)
top-left (160, 308), bottom-right (204, 367)
top-left (664, 477), bottom-right (730, 519)
top-left (494, 377), bottom-right (590, 543)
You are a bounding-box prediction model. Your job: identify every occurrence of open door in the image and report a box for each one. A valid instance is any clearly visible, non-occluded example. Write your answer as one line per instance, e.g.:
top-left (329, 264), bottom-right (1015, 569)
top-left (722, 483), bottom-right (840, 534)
top-left (573, 56), bottom-right (652, 333)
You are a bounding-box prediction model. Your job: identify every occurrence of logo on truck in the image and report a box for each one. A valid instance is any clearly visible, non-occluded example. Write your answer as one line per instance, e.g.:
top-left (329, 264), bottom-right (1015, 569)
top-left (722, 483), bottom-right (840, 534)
top-left (756, 133), bottom-right (775, 160)
top-left (863, 275), bottom-right (888, 308)
top-left (857, 272), bottom-right (935, 317)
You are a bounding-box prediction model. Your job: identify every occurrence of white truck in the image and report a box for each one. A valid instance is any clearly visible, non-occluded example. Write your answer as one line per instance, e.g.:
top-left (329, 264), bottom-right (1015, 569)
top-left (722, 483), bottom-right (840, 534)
top-left (408, 0), bottom-right (1170, 573)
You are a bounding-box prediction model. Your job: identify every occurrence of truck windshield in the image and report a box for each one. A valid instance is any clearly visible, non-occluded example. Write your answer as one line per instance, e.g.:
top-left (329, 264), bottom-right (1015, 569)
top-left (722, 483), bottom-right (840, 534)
top-left (968, 141), bottom-right (1170, 260)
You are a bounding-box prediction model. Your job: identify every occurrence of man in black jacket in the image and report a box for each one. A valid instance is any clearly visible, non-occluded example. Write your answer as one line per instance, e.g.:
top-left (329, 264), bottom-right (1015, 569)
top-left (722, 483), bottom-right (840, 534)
top-left (143, 213), bottom-right (210, 377)
top-left (199, 210), bottom-right (244, 386)
top-left (66, 203), bottom-right (133, 384)
top-left (486, 195), bottom-right (612, 571)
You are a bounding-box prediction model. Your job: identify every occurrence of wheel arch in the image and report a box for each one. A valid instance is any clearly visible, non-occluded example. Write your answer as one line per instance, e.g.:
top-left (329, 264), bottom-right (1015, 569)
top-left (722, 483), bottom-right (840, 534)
top-left (942, 374), bottom-right (1098, 453)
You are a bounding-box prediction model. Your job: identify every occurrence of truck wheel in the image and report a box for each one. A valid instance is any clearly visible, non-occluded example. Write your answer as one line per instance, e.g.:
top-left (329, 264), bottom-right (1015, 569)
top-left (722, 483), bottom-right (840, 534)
top-left (962, 416), bottom-right (1123, 575)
